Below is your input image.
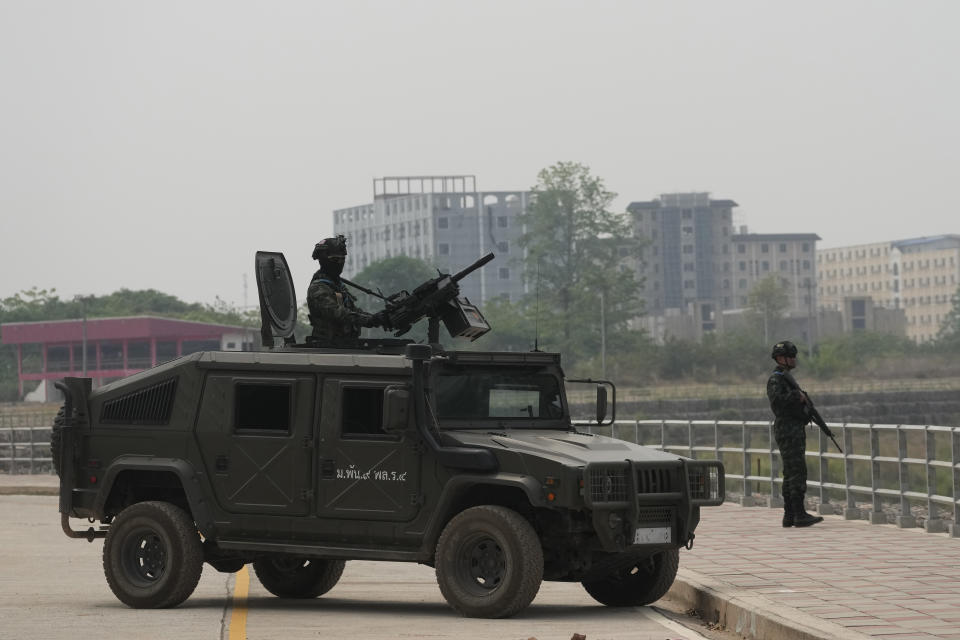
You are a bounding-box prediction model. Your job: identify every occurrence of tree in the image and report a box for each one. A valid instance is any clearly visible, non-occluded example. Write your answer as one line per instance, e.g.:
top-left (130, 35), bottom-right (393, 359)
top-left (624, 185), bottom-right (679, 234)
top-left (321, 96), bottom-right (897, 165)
top-left (935, 284), bottom-right (960, 351)
top-left (517, 162), bottom-right (644, 360)
top-left (746, 276), bottom-right (789, 343)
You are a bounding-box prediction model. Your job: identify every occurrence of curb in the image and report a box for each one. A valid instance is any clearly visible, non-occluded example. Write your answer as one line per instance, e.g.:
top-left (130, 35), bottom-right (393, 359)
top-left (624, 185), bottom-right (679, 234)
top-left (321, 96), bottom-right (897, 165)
top-left (668, 569), bottom-right (868, 640)
top-left (0, 486), bottom-right (58, 496)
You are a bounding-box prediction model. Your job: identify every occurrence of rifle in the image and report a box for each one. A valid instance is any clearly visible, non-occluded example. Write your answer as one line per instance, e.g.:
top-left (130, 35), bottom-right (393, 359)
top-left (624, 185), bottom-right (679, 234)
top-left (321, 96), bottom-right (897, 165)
top-left (346, 253), bottom-right (495, 343)
top-left (781, 371), bottom-right (843, 453)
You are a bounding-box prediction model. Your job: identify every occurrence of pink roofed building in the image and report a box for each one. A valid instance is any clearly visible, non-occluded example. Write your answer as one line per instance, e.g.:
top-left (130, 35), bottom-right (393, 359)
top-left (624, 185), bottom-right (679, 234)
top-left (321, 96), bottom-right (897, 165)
top-left (1, 316), bottom-right (257, 401)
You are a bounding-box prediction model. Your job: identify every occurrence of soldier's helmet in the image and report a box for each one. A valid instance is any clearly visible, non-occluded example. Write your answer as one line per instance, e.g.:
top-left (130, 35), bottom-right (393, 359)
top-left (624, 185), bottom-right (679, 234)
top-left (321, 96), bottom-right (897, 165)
top-left (771, 340), bottom-right (798, 360)
top-left (312, 235), bottom-right (348, 262)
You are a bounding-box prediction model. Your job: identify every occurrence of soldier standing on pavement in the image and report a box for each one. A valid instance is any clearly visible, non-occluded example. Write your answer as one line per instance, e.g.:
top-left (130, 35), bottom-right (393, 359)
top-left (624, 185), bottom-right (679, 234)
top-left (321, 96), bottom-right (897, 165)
top-left (307, 235), bottom-right (385, 345)
top-left (767, 340), bottom-right (823, 528)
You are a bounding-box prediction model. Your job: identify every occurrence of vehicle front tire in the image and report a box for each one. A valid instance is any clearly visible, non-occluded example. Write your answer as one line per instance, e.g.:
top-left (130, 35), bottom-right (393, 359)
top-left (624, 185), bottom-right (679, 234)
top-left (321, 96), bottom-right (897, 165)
top-left (435, 505), bottom-right (543, 618)
top-left (252, 557), bottom-right (346, 598)
top-left (581, 548), bottom-right (679, 607)
top-left (103, 501), bottom-right (204, 608)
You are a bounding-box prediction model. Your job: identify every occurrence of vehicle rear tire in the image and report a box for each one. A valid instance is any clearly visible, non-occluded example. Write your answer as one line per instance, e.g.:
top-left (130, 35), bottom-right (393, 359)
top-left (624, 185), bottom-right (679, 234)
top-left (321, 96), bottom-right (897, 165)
top-left (50, 407), bottom-right (65, 476)
top-left (103, 501), bottom-right (204, 608)
top-left (581, 548), bottom-right (679, 607)
top-left (435, 505), bottom-right (543, 618)
top-left (252, 557), bottom-right (346, 598)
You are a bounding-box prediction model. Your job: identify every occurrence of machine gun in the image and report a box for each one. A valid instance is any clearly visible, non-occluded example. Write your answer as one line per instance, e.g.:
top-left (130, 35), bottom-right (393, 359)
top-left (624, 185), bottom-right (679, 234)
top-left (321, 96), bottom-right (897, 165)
top-left (781, 371), bottom-right (843, 453)
top-left (343, 253), bottom-right (494, 344)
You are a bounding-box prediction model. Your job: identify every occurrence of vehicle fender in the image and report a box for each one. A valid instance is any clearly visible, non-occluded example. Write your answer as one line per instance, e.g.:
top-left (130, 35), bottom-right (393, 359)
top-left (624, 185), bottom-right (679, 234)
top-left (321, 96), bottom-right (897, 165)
top-left (421, 472), bottom-right (544, 549)
top-left (94, 457), bottom-right (216, 537)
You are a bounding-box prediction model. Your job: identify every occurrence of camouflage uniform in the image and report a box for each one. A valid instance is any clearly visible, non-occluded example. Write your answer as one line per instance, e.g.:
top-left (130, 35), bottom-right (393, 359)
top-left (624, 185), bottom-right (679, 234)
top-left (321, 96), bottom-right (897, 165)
top-left (767, 365), bottom-right (809, 502)
top-left (307, 270), bottom-right (363, 344)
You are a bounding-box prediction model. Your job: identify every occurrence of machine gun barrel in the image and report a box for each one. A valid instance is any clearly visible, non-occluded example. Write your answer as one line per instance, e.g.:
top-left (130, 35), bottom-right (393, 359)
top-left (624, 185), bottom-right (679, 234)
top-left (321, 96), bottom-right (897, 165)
top-left (451, 252), bottom-right (494, 283)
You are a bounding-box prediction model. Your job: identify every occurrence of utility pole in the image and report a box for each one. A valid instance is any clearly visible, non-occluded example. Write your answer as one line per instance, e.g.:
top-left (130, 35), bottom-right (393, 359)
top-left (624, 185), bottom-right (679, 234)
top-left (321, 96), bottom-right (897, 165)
top-left (804, 280), bottom-right (815, 358)
top-left (599, 291), bottom-right (606, 379)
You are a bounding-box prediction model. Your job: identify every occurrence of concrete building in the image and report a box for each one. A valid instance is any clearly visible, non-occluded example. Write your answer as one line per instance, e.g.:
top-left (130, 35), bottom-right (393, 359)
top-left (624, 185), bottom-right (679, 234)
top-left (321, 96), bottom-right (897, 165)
top-left (628, 193), bottom-right (737, 321)
top-left (817, 235), bottom-right (960, 343)
top-left (1, 316), bottom-right (257, 401)
top-left (628, 193), bottom-right (821, 342)
top-left (333, 176), bottom-right (529, 304)
top-left (731, 232), bottom-right (820, 315)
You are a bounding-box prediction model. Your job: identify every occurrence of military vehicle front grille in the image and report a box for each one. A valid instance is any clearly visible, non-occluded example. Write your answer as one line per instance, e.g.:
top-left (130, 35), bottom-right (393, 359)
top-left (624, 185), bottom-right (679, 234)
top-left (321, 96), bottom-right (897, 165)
top-left (636, 507), bottom-right (673, 524)
top-left (589, 467), bottom-right (628, 502)
top-left (101, 378), bottom-right (177, 425)
top-left (636, 467), bottom-right (675, 494)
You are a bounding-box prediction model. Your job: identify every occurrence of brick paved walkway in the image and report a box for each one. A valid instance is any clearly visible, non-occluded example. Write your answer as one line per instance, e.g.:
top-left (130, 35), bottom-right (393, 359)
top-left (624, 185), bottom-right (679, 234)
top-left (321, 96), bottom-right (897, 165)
top-left (679, 502), bottom-right (960, 639)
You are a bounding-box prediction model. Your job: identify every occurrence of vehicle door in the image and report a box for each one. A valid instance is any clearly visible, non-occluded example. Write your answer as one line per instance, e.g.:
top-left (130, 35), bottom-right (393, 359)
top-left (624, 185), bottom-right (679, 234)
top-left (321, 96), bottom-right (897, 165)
top-left (196, 373), bottom-right (314, 516)
top-left (316, 376), bottom-right (422, 523)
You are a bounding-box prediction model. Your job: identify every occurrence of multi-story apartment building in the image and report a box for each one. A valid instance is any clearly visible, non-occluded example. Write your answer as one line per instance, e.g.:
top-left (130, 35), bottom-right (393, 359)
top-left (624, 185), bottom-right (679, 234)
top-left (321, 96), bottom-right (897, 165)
top-left (628, 193), bottom-right (738, 320)
top-left (817, 235), bottom-right (960, 343)
top-left (332, 176), bottom-right (529, 304)
top-left (731, 232), bottom-right (820, 315)
top-left (628, 192), bottom-right (820, 318)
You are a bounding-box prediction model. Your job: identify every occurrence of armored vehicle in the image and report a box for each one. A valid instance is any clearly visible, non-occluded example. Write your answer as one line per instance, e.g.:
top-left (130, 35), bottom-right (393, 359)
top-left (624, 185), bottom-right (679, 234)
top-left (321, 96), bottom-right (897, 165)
top-left (52, 252), bottom-right (724, 618)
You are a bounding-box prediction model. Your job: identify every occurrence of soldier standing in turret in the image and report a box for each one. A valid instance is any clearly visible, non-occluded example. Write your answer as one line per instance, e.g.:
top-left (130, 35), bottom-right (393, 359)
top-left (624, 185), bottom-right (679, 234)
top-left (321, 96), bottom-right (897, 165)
top-left (307, 236), bottom-right (384, 345)
top-left (767, 340), bottom-right (823, 527)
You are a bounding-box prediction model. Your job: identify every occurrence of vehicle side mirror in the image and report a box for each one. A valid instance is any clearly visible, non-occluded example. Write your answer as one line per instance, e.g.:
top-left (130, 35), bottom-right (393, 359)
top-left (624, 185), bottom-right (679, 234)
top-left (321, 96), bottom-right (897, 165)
top-left (596, 385), bottom-right (608, 424)
top-left (383, 385), bottom-right (410, 434)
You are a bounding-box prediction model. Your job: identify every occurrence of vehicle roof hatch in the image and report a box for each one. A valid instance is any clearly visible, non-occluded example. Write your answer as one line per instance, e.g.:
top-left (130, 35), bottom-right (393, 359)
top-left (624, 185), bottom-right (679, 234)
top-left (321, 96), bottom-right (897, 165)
top-left (255, 251), bottom-right (297, 347)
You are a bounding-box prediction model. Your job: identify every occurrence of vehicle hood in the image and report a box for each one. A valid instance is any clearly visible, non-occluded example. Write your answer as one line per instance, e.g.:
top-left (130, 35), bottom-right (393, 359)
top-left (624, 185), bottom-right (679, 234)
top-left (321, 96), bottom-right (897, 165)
top-left (441, 429), bottom-right (685, 466)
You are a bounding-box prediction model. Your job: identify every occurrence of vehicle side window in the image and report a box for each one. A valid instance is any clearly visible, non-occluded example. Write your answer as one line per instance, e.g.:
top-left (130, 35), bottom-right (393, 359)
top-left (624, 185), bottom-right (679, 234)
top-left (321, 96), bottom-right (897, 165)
top-left (341, 387), bottom-right (387, 438)
top-left (235, 383), bottom-right (291, 434)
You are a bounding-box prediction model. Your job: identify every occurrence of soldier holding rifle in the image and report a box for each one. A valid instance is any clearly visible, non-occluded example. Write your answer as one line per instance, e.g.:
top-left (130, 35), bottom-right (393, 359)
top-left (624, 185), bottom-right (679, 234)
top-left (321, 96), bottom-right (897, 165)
top-left (767, 340), bottom-right (825, 528)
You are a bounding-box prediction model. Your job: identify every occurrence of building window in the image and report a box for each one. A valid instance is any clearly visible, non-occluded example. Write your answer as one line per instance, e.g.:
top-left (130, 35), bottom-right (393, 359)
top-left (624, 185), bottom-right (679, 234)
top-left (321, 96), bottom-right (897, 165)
top-left (439, 243), bottom-right (450, 255)
top-left (497, 241), bottom-right (509, 253)
top-left (684, 280), bottom-right (694, 289)
top-left (737, 244), bottom-right (745, 254)
top-left (780, 260), bottom-right (788, 271)
top-left (499, 267), bottom-right (510, 280)
top-left (683, 262), bottom-right (695, 272)
top-left (779, 243), bottom-right (787, 253)
top-left (497, 216), bottom-right (508, 228)
top-left (682, 245), bottom-right (694, 254)
top-left (762, 261), bottom-right (769, 271)
top-left (761, 244), bottom-right (769, 253)
top-left (803, 260), bottom-right (811, 270)
top-left (739, 261), bottom-right (746, 271)
top-left (739, 279), bottom-right (747, 289)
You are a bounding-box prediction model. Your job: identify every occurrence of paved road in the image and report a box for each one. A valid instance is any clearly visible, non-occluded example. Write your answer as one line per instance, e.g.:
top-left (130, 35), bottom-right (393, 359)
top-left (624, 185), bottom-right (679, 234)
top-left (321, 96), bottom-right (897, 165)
top-left (0, 495), bottom-right (708, 640)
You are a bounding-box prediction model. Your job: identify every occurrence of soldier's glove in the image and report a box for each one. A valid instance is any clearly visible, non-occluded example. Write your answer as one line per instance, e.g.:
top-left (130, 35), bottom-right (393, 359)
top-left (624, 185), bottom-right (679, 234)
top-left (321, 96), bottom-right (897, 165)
top-left (353, 312), bottom-right (378, 328)
top-left (370, 310), bottom-right (393, 331)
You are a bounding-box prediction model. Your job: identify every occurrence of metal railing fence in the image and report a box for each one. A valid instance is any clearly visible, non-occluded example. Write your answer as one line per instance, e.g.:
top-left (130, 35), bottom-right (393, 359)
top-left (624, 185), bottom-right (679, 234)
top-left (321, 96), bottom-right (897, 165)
top-left (582, 419), bottom-right (960, 536)
top-left (0, 426), bottom-right (54, 474)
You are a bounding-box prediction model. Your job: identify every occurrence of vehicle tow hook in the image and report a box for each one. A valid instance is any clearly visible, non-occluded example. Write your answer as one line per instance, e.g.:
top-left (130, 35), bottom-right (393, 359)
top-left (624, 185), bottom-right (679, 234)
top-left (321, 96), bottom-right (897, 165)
top-left (685, 532), bottom-right (695, 550)
top-left (62, 513), bottom-right (108, 543)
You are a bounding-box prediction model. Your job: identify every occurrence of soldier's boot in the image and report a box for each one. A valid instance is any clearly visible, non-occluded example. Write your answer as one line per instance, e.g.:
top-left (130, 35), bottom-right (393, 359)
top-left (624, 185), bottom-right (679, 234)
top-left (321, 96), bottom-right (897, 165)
top-left (782, 496), bottom-right (795, 527)
top-left (792, 496), bottom-right (824, 527)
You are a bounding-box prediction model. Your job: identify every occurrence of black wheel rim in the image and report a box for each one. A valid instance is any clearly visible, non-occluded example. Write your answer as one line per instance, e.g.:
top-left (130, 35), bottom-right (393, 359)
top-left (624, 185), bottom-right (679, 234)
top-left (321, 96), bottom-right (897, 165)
top-left (121, 526), bottom-right (167, 587)
top-left (456, 534), bottom-right (506, 595)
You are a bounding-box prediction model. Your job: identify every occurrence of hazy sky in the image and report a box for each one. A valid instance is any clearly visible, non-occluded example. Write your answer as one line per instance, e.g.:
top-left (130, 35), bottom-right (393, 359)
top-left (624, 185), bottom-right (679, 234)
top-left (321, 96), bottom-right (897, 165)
top-left (2, 1), bottom-right (957, 309)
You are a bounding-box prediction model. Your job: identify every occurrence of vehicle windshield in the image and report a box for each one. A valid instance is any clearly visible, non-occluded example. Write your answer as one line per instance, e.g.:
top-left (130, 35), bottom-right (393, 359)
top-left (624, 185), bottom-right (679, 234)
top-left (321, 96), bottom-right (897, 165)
top-left (432, 366), bottom-right (564, 425)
